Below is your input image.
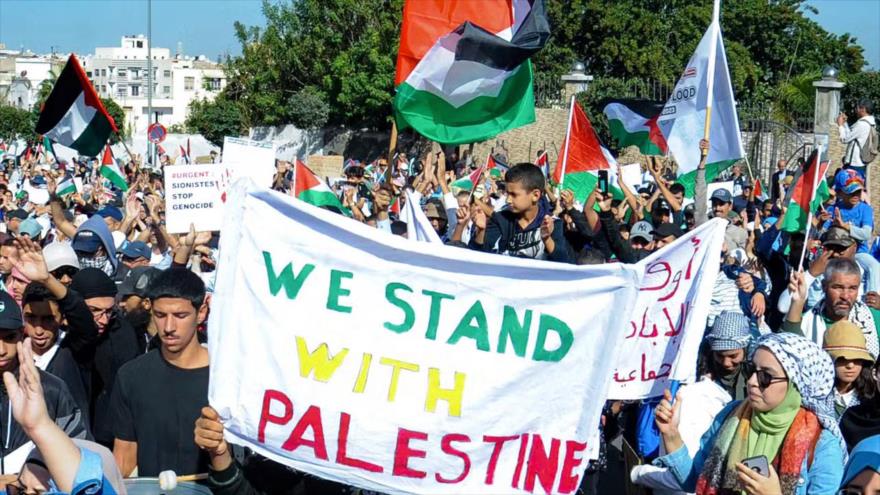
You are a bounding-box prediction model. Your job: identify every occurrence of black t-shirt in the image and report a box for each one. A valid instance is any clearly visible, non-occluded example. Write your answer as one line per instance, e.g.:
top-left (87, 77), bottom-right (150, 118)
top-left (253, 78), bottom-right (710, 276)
top-left (109, 349), bottom-right (209, 476)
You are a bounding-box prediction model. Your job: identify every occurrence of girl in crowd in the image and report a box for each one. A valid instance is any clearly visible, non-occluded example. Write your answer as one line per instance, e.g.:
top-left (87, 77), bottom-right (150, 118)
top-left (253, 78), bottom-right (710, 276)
top-left (822, 321), bottom-right (877, 418)
top-left (653, 333), bottom-right (845, 494)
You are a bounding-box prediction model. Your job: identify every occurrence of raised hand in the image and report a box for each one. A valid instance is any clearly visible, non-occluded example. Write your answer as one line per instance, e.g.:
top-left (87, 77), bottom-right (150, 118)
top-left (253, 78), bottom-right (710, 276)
top-left (540, 215), bottom-right (555, 240)
top-left (4, 339), bottom-right (50, 436)
top-left (654, 388), bottom-right (682, 438)
top-left (13, 237), bottom-right (50, 284)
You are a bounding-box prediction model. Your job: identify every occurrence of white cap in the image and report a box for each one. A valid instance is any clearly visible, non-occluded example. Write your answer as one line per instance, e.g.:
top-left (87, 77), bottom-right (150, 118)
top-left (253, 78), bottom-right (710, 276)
top-left (43, 242), bottom-right (81, 272)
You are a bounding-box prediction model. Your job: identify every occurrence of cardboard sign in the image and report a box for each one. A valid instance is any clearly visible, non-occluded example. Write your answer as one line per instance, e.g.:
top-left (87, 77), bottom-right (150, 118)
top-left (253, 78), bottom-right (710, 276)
top-left (223, 136), bottom-right (276, 188)
top-left (307, 155), bottom-right (345, 179)
top-left (163, 164), bottom-right (227, 233)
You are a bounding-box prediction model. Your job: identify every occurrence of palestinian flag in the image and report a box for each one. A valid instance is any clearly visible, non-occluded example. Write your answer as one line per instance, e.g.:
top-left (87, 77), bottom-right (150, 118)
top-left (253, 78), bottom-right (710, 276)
top-left (602, 99), bottom-right (668, 156)
top-left (100, 146), bottom-right (129, 192)
top-left (659, 21), bottom-right (744, 197)
top-left (553, 99), bottom-right (621, 203)
top-left (393, 0), bottom-right (550, 144)
top-left (535, 150), bottom-right (550, 177)
top-left (42, 136), bottom-right (57, 163)
top-left (451, 162), bottom-right (487, 192)
top-left (294, 160), bottom-right (350, 216)
top-left (488, 154), bottom-right (509, 178)
top-left (35, 55), bottom-right (117, 157)
top-left (56, 175), bottom-right (77, 197)
top-left (781, 150), bottom-right (830, 233)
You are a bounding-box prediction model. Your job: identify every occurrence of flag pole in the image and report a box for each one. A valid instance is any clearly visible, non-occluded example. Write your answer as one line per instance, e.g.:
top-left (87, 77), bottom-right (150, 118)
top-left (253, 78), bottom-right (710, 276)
top-left (797, 144), bottom-right (824, 271)
top-left (701, 0), bottom-right (721, 157)
top-left (559, 95), bottom-right (576, 187)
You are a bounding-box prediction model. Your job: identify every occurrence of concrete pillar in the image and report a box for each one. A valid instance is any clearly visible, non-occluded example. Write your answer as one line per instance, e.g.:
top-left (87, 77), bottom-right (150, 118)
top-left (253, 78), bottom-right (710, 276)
top-left (813, 67), bottom-right (846, 165)
top-left (560, 61), bottom-right (592, 104)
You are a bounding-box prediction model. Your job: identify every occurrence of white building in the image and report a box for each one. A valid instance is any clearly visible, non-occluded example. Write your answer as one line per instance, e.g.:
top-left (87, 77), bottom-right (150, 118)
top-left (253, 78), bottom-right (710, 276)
top-left (82, 35), bottom-right (226, 135)
top-left (0, 46), bottom-right (65, 110)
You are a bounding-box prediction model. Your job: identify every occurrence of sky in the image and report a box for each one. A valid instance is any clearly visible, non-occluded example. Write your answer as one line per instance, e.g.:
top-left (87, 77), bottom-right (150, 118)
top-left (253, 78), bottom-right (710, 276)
top-left (0, 0), bottom-right (877, 69)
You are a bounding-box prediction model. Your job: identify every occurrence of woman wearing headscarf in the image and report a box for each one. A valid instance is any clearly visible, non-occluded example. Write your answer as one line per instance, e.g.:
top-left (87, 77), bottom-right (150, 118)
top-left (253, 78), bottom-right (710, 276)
top-left (654, 333), bottom-right (845, 494)
top-left (839, 434), bottom-right (880, 493)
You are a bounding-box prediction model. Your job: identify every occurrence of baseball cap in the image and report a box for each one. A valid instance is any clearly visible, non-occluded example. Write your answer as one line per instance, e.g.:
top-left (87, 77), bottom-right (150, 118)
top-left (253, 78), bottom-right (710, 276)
top-left (823, 321), bottom-right (874, 363)
top-left (821, 226), bottom-right (855, 248)
top-left (120, 241), bottom-right (151, 260)
top-left (652, 223), bottom-right (683, 239)
top-left (97, 206), bottom-right (123, 222)
top-left (424, 203), bottom-right (443, 220)
top-left (6, 209), bottom-right (29, 221)
top-left (72, 230), bottom-right (102, 254)
top-left (18, 218), bottom-right (42, 239)
top-left (118, 266), bottom-right (161, 298)
top-left (630, 221), bottom-right (654, 243)
top-left (43, 242), bottom-right (81, 272)
top-left (0, 291), bottom-right (23, 331)
top-left (710, 189), bottom-right (733, 203)
top-left (834, 169), bottom-right (865, 194)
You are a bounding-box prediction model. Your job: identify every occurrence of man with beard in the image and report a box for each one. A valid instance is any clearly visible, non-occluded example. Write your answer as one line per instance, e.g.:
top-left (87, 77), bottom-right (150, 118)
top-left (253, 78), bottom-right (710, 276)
top-left (785, 257), bottom-right (880, 358)
top-left (117, 266), bottom-right (161, 351)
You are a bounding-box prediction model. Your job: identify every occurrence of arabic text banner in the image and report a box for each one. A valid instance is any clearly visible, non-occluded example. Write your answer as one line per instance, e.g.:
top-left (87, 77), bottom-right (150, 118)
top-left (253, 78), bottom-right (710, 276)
top-left (208, 182), bottom-right (642, 495)
top-left (608, 218), bottom-right (726, 400)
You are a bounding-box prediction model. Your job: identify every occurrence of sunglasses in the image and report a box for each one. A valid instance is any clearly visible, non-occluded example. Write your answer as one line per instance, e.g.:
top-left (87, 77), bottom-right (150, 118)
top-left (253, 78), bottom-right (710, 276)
top-left (743, 362), bottom-right (788, 389)
top-left (50, 266), bottom-right (79, 280)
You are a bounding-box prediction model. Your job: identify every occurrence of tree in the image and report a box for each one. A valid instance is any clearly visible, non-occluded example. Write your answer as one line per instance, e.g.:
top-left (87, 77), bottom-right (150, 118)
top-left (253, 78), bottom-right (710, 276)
top-left (185, 96), bottom-right (247, 147)
top-left (101, 97), bottom-right (127, 144)
top-left (226, 0), bottom-right (402, 130)
top-left (534, 0), bottom-right (865, 103)
top-left (0, 105), bottom-right (35, 142)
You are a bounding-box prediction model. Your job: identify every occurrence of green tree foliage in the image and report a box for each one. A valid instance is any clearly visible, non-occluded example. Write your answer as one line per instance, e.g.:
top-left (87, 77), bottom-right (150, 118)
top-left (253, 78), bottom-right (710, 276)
top-left (185, 96), bottom-right (248, 147)
top-left (842, 71), bottom-right (880, 113)
top-left (101, 98), bottom-right (126, 144)
top-left (0, 105), bottom-right (35, 142)
top-left (537, 0), bottom-right (864, 103)
top-left (226, 0), bottom-right (402, 130)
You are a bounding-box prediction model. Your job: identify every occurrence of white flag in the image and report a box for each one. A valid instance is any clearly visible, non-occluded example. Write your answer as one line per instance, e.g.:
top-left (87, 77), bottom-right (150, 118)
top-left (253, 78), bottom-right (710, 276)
top-left (658, 21), bottom-right (744, 178)
top-left (404, 190), bottom-right (443, 244)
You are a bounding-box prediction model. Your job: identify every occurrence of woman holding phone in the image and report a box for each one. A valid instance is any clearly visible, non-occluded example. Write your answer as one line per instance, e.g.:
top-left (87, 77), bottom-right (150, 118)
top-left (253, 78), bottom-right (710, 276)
top-left (652, 333), bottom-right (845, 494)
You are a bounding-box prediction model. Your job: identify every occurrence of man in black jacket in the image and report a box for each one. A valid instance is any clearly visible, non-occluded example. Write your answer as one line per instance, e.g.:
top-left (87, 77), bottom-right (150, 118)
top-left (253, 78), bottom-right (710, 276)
top-left (67, 268), bottom-right (143, 447)
top-left (0, 289), bottom-right (88, 474)
top-left (470, 163), bottom-right (573, 263)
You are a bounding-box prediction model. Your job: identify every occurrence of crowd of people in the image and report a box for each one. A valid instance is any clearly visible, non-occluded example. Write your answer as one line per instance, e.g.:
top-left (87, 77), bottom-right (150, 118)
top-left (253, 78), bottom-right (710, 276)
top-left (0, 98), bottom-right (875, 495)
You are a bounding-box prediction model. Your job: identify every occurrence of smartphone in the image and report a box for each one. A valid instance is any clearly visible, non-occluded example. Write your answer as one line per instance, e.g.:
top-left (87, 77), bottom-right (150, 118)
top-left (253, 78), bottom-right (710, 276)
top-left (742, 455), bottom-right (769, 477)
top-left (598, 170), bottom-right (609, 194)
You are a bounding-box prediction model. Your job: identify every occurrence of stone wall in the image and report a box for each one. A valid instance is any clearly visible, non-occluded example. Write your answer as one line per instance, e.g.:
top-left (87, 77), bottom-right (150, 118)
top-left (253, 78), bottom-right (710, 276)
top-left (468, 107), bottom-right (569, 165)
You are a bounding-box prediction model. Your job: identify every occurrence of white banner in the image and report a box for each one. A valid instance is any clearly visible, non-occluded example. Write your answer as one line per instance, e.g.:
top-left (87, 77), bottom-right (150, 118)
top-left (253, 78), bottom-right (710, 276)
top-left (222, 136), bottom-right (277, 188)
top-left (163, 164), bottom-right (228, 234)
top-left (209, 181), bottom-right (641, 495)
top-left (608, 218), bottom-right (726, 400)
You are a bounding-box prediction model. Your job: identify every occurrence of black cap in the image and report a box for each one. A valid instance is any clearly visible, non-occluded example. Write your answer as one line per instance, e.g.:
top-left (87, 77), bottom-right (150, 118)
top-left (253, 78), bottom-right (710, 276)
top-left (70, 268), bottom-right (117, 299)
top-left (6, 209), bottom-right (29, 221)
top-left (119, 267), bottom-right (161, 298)
top-left (0, 291), bottom-right (23, 331)
top-left (652, 223), bottom-right (683, 239)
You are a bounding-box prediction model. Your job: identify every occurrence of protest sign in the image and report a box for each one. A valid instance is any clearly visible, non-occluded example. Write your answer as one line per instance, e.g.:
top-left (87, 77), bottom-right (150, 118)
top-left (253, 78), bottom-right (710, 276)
top-left (222, 136), bottom-right (276, 188)
top-left (307, 155), bottom-right (345, 179)
top-left (607, 218), bottom-right (726, 400)
top-left (163, 164), bottom-right (226, 234)
top-left (209, 180), bottom-right (642, 495)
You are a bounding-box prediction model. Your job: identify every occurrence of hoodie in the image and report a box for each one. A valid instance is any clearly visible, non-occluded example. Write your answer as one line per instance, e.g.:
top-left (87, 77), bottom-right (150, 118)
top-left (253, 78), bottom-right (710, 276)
top-left (469, 197), bottom-right (573, 263)
top-left (74, 215), bottom-right (118, 276)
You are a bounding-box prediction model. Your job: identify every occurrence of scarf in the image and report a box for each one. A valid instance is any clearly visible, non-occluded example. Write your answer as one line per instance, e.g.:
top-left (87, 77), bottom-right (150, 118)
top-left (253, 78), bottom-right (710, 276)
top-left (695, 401), bottom-right (822, 495)
top-left (748, 385), bottom-right (802, 461)
top-left (717, 367), bottom-right (747, 401)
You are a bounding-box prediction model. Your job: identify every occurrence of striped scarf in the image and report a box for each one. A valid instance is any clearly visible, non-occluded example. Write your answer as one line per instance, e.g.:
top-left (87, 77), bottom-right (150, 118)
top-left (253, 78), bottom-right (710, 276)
top-left (695, 401), bottom-right (822, 495)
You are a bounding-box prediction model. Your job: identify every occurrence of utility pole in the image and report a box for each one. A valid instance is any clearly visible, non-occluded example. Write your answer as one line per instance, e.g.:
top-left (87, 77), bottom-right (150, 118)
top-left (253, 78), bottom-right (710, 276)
top-left (147, 0), bottom-right (153, 167)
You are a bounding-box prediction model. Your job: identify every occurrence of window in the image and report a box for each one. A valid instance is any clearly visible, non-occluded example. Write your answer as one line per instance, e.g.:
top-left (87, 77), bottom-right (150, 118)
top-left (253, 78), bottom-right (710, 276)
top-left (206, 78), bottom-right (222, 91)
top-left (86, 71), bottom-right (92, 77)
top-left (136, 41), bottom-right (143, 48)
top-left (131, 68), bottom-right (139, 79)
top-left (184, 76), bottom-right (195, 90)
top-left (131, 85), bottom-right (140, 96)
top-left (163, 70), bottom-right (171, 77)
top-left (163, 86), bottom-right (171, 94)
top-left (118, 88), bottom-right (127, 97)
top-left (118, 69), bottom-right (127, 77)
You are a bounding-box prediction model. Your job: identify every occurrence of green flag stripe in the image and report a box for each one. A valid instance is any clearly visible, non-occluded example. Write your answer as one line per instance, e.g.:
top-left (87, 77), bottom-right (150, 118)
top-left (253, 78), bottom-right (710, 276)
top-left (394, 63), bottom-right (535, 145)
top-left (71, 113), bottom-right (113, 157)
top-left (676, 159), bottom-right (740, 198)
